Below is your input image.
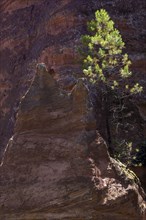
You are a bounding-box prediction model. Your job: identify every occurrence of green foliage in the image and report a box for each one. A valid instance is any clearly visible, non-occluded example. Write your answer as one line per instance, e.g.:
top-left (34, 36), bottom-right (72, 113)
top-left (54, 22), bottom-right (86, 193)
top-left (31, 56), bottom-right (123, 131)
top-left (113, 158), bottom-right (140, 184)
top-left (81, 9), bottom-right (143, 94)
top-left (113, 140), bottom-right (146, 167)
top-left (132, 141), bottom-right (146, 166)
top-left (113, 140), bottom-right (133, 166)
top-left (80, 9), bottom-right (143, 166)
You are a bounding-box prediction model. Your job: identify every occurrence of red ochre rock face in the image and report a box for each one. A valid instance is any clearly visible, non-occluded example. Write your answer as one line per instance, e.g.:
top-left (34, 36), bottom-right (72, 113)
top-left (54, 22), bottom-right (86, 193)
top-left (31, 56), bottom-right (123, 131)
top-left (0, 64), bottom-right (145, 220)
top-left (0, 0), bottom-right (146, 158)
top-left (0, 1), bottom-right (146, 218)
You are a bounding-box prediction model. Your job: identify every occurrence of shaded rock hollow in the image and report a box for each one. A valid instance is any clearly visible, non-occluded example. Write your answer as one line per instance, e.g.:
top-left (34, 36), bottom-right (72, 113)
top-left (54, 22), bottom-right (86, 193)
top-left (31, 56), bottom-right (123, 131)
top-left (0, 64), bottom-right (145, 220)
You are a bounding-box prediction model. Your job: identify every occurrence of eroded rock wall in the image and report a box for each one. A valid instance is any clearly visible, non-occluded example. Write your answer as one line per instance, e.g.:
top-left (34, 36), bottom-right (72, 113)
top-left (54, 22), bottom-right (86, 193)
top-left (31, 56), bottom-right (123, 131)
top-left (0, 0), bottom-right (146, 158)
top-left (0, 64), bottom-right (145, 220)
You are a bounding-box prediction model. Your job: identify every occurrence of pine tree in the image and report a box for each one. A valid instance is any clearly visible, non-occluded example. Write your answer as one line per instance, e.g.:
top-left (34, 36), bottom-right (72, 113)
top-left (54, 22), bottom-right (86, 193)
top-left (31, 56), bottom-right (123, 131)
top-left (81, 9), bottom-right (142, 94)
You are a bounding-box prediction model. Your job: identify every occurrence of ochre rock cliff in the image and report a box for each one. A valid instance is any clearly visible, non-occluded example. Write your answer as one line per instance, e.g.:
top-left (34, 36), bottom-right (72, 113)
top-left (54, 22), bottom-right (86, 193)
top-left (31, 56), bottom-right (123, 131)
top-left (0, 64), bottom-right (145, 220)
top-left (0, 1), bottom-right (146, 219)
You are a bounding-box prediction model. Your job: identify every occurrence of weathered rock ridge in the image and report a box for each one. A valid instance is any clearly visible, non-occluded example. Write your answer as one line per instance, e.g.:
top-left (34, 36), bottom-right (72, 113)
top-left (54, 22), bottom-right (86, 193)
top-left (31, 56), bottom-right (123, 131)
top-left (0, 64), bottom-right (145, 220)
